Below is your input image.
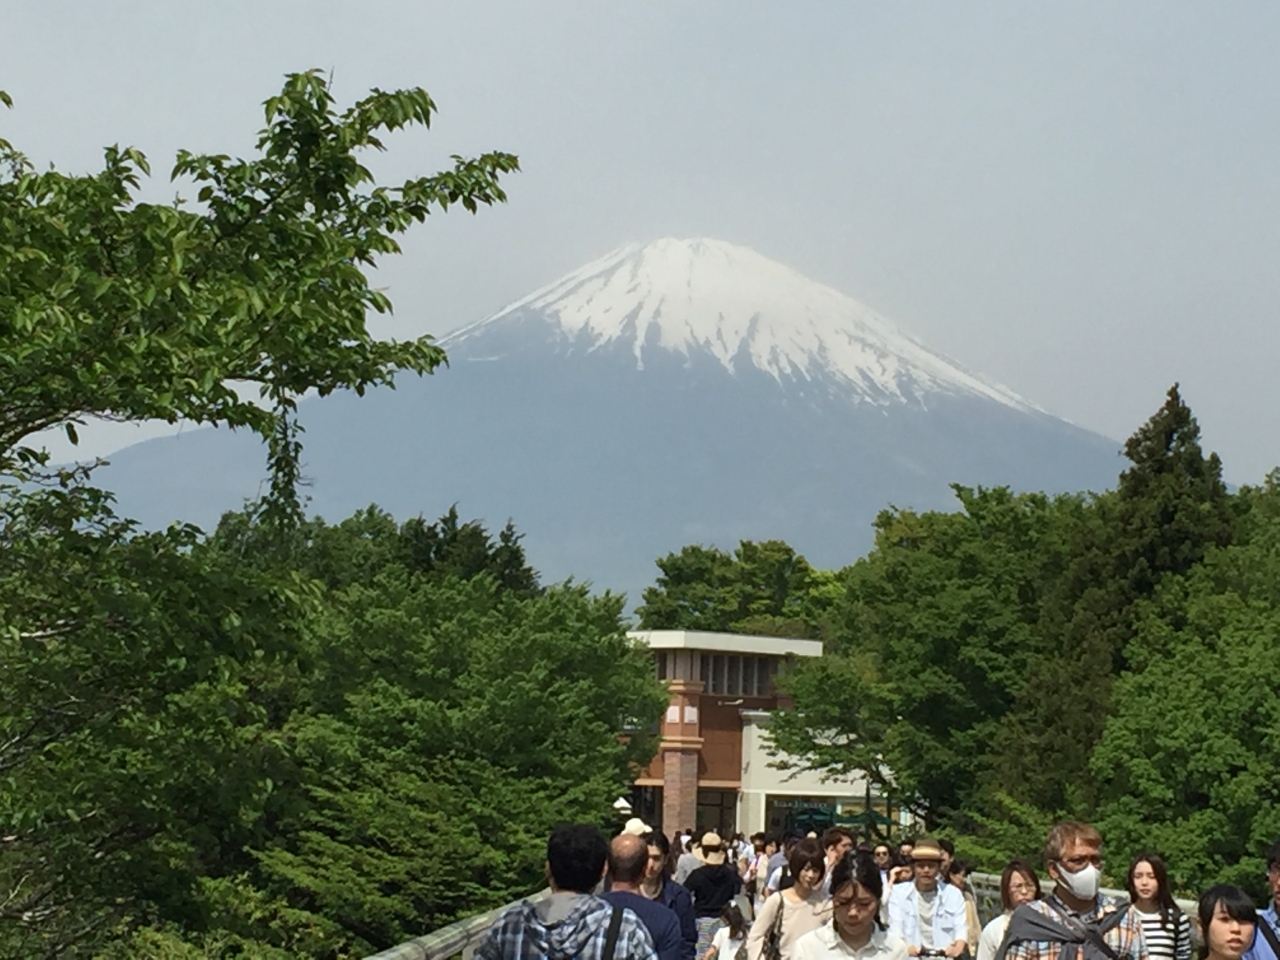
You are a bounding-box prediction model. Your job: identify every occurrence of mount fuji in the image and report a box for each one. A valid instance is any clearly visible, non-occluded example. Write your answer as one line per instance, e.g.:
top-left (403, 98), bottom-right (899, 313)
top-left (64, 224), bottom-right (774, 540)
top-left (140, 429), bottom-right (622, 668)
top-left (97, 238), bottom-right (1120, 600)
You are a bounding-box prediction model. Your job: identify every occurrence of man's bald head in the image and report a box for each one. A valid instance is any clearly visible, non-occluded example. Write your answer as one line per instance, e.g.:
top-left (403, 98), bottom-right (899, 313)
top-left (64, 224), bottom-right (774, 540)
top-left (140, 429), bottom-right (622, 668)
top-left (609, 832), bottom-right (649, 884)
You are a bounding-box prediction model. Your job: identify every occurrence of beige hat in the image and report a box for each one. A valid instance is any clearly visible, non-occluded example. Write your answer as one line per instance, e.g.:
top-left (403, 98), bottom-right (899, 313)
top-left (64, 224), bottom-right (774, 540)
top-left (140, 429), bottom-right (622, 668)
top-left (622, 817), bottom-right (652, 837)
top-left (696, 832), bottom-right (727, 865)
top-left (910, 837), bottom-right (944, 862)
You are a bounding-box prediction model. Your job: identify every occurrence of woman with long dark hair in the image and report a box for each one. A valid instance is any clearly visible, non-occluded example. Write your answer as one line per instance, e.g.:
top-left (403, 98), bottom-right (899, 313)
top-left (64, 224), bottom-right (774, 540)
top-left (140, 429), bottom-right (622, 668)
top-left (1128, 853), bottom-right (1192, 960)
top-left (792, 851), bottom-right (907, 960)
top-left (976, 859), bottom-right (1041, 960)
top-left (1196, 885), bottom-right (1256, 960)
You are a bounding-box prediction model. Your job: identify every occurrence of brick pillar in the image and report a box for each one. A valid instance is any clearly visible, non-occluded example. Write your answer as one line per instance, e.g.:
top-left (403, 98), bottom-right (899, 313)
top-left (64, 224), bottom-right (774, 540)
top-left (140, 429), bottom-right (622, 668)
top-left (660, 678), bottom-right (703, 833)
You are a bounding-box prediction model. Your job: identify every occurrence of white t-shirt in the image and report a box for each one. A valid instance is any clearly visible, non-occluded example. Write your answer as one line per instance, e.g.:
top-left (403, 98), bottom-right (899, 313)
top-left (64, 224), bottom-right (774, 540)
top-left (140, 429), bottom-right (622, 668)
top-left (916, 888), bottom-right (938, 948)
top-left (976, 913), bottom-right (1010, 960)
top-left (712, 924), bottom-right (747, 960)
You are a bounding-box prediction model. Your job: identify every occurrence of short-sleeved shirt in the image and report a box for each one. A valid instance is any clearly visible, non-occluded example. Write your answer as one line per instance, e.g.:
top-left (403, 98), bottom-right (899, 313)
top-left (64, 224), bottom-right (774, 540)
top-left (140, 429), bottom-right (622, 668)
top-left (978, 913), bottom-right (1011, 960)
top-left (712, 925), bottom-right (746, 960)
top-left (1244, 905), bottom-right (1280, 960)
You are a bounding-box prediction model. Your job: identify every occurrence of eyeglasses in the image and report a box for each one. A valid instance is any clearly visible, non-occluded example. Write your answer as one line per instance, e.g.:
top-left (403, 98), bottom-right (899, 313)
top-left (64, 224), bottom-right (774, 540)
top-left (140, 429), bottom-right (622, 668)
top-left (1008, 882), bottom-right (1038, 895)
top-left (1060, 855), bottom-right (1103, 870)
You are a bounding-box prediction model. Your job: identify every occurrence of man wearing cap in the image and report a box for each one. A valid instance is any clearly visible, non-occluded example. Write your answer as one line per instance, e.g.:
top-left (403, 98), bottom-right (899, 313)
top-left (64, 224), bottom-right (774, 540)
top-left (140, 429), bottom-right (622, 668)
top-left (1244, 838), bottom-right (1280, 960)
top-left (886, 837), bottom-right (968, 958)
top-left (683, 832), bottom-right (743, 958)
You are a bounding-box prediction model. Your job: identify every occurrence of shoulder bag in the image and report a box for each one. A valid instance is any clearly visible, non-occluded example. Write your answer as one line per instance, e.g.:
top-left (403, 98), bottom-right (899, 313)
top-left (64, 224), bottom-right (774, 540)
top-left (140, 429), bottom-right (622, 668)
top-left (762, 893), bottom-right (787, 960)
top-left (602, 904), bottom-right (624, 959)
top-left (1256, 917), bottom-right (1280, 957)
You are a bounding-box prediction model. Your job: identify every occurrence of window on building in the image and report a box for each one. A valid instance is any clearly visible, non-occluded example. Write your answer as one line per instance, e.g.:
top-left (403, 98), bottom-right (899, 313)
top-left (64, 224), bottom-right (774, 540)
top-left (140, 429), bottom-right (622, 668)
top-left (655, 651), bottom-right (668, 680)
top-left (697, 789), bottom-right (738, 836)
top-left (699, 654), bottom-right (778, 696)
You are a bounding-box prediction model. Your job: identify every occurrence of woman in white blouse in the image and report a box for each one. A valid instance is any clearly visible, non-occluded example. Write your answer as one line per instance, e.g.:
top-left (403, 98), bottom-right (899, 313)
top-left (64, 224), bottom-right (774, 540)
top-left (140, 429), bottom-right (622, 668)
top-left (976, 860), bottom-right (1041, 960)
top-left (793, 851), bottom-right (908, 960)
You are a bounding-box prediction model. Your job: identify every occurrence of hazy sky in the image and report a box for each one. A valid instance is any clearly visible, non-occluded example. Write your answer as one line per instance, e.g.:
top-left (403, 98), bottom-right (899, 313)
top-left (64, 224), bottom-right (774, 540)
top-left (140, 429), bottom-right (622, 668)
top-left (5, 1), bottom-right (1279, 482)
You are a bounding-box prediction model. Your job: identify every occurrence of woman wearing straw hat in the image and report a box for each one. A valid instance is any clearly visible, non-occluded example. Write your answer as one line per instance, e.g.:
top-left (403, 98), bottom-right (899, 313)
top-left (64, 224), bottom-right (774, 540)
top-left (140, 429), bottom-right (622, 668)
top-left (685, 832), bottom-right (743, 958)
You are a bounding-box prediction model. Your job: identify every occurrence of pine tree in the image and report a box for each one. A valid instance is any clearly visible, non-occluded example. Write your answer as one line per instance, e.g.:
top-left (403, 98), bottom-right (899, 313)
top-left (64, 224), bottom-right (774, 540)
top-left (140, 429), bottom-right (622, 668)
top-left (991, 385), bottom-right (1232, 811)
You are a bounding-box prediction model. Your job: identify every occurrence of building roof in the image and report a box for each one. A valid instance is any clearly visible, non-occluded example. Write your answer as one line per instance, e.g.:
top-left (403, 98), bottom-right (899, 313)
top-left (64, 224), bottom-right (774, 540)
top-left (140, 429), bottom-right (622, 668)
top-left (627, 629), bottom-right (823, 658)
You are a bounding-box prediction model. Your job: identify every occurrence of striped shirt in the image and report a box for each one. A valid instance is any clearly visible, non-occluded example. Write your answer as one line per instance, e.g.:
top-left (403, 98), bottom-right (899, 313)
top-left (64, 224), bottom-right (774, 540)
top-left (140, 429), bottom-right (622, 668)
top-left (1132, 907), bottom-right (1191, 960)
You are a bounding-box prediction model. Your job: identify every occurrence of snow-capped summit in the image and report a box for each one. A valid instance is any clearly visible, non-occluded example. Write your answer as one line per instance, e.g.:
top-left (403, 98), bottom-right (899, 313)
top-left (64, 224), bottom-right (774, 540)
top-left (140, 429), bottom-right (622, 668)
top-left (447, 237), bottom-right (1034, 412)
top-left (95, 237), bottom-right (1121, 603)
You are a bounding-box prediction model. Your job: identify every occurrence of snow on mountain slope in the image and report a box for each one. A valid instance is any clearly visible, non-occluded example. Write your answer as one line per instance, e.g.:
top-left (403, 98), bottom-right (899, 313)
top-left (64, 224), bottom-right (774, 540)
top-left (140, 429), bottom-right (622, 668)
top-left (446, 237), bottom-right (1037, 412)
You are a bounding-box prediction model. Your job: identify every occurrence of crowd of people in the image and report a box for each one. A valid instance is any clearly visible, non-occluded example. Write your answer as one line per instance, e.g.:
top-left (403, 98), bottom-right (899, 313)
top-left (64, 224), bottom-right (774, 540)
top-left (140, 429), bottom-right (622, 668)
top-left (475, 818), bottom-right (1278, 960)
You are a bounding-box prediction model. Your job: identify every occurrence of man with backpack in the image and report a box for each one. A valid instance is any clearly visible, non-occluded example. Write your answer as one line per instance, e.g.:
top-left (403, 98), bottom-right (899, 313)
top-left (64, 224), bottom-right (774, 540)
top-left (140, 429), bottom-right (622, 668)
top-left (1242, 838), bottom-right (1280, 960)
top-left (996, 822), bottom-right (1147, 960)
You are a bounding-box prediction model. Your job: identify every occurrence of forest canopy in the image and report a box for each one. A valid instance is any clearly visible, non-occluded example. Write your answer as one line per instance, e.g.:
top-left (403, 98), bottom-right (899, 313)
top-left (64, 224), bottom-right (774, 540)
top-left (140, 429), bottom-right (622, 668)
top-left (644, 387), bottom-right (1280, 896)
top-left (0, 73), bottom-right (664, 958)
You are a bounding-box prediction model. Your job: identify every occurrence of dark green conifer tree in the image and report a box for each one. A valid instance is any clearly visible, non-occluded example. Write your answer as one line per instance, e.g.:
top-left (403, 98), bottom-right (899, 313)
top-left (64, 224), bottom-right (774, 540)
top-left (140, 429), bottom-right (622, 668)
top-left (992, 385), bottom-right (1232, 811)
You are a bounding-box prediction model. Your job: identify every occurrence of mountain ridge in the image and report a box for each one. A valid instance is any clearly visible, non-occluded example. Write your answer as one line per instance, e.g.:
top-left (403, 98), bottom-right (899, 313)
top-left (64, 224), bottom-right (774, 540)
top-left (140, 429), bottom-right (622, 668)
top-left (447, 237), bottom-right (1039, 413)
top-left (93, 239), bottom-right (1121, 601)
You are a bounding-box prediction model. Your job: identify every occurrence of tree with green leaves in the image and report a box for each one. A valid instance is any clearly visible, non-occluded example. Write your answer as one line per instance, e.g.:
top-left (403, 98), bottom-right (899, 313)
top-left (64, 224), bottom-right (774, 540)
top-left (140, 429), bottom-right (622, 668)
top-left (768, 486), bottom-right (1089, 826)
top-left (210, 503), bottom-right (541, 596)
top-left (1091, 471), bottom-right (1280, 896)
top-left (637, 539), bottom-right (834, 638)
top-left (0, 69), bottom-right (520, 956)
top-left (1, 70), bottom-right (516, 477)
top-left (252, 572), bottom-right (665, 953)
top-left (992, 384), bottom-right (1233, 811)
top-left (0, 475), bottom-right (316, 957)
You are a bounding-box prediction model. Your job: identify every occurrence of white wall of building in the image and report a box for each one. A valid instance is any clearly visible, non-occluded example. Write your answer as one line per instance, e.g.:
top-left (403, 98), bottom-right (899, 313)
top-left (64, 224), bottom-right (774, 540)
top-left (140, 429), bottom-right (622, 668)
top-left (737, 709), bottom-right (875, 834)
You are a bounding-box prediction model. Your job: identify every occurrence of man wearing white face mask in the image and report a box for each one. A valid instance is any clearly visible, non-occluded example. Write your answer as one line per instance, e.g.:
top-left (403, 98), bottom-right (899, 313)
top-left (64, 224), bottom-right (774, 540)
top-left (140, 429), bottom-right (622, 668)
top-left (996, 822), bottom-right (1147, 960)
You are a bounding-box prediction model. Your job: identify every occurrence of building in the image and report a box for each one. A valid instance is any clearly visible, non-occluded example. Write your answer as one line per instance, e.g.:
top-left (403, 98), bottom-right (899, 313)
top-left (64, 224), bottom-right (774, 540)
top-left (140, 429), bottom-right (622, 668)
top-left (627, 630), bottom-right (900, 837)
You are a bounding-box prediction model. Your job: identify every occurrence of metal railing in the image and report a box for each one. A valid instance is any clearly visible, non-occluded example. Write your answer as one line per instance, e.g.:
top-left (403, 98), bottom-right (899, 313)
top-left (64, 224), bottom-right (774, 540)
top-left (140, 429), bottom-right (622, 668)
top-left (368, 874), bottom-right (1198, 960)
top-left (363, 890), bottom-right (549, 960)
